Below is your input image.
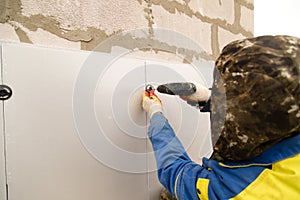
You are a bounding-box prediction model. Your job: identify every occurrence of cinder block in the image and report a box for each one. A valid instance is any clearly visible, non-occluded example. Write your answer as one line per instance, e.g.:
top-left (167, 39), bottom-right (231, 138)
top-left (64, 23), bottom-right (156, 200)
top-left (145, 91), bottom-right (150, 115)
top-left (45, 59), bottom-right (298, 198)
top-left (240, 6), bottom-right (254, 33)
top-left (218, 26), bottom-right (245, 51)
top-left (21, 0), bottom-right (148, 35)
top-left (152, 5), bottom-right (212, 55)
top-left (0, 23), bottom-right (20, 42)
top-left (195, 0), bottom-right (235, 24)
top-left (243, 0), bottom-right (254, 5)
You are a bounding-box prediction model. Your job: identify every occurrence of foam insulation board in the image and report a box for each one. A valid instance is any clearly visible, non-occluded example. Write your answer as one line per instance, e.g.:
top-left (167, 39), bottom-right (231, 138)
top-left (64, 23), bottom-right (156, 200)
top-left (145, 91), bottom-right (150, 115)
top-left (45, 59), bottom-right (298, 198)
top-left (0, 42), bottom-right (213, 199)
top-left (0, 44), bottom-right (7, 200)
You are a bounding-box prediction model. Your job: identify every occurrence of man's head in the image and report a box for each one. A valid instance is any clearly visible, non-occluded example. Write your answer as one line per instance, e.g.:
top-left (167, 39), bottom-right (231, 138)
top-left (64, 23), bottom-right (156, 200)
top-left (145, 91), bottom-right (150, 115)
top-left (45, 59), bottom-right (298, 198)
top-left (211, 35), bottom-right (300, 161)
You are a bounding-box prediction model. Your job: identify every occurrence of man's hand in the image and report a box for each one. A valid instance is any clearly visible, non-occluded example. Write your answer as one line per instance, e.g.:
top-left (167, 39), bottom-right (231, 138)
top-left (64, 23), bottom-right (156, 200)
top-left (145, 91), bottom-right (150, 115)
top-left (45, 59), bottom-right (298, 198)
top-left (157, 82), bottom-right (211, 108)
top-left (142, 90), bottom-right (162, 118)
top-left (179, 82), bottom-right (211, 105)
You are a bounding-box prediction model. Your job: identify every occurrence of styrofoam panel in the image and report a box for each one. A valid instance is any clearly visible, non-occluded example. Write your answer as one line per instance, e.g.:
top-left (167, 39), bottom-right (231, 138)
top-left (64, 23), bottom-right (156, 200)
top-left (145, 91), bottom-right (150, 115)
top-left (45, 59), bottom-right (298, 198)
top-left (2, 43), bottom-right (149, 200)
top-left (2, 42), bottom-right (214, 200)
top-left (0, 44), bottom-right (7, 200)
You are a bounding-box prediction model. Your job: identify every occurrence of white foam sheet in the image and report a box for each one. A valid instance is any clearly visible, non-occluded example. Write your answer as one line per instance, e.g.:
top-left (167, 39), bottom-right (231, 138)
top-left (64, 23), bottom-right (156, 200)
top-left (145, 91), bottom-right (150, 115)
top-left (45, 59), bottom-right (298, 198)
top-left (1, 43), bottom-right (213, 199)
top-left (0, 44), bottom-right (7, 200)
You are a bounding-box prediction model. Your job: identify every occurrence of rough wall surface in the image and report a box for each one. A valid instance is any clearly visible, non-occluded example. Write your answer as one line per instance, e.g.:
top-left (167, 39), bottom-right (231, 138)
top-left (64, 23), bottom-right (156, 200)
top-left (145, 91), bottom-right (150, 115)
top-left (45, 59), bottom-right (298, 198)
top-left (0, 0), bottom-right (253, 60)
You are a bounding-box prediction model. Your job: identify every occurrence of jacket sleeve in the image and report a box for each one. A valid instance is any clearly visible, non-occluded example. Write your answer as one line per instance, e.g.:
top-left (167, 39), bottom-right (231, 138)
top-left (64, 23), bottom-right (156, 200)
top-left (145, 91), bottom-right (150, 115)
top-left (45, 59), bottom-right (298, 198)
top-left (148, 113), bottom-right (208, 199)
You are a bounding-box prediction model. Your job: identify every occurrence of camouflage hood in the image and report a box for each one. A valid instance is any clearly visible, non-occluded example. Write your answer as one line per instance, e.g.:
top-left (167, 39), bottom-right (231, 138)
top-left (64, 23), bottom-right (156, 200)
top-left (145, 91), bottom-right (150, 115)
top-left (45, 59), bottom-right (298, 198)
top-left (210, 35), bottom-right (300, 162)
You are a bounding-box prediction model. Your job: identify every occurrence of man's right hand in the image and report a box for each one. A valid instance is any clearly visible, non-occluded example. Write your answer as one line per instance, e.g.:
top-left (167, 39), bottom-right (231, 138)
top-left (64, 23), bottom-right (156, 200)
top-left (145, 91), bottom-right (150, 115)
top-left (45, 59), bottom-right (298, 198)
top-left (157, 82), bottom-right (211, 108)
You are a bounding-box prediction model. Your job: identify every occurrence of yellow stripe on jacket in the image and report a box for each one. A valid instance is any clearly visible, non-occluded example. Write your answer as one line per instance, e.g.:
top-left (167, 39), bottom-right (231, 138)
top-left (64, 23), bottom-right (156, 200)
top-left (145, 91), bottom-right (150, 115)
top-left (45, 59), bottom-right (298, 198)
top-left (230, 153), bottom-right (300, 200)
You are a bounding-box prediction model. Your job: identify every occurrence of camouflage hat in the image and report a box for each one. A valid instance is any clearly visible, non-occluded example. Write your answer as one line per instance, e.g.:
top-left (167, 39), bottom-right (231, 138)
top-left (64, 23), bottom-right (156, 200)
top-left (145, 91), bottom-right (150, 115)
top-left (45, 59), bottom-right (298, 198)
top-left (210, 35), bottom-right (300, 161)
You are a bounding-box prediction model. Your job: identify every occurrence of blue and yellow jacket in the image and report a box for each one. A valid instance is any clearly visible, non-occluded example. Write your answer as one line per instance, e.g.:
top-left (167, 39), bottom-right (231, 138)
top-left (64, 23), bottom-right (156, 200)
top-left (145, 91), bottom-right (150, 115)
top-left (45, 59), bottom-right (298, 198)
top-left (149, 113), bottom-right (300, 200)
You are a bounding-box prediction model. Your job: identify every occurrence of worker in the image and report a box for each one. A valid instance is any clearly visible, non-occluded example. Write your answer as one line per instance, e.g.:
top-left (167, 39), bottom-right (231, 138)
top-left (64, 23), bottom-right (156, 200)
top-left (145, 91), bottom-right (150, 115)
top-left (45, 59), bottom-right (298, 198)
top-left (142, 35), bottom-right (300, 200)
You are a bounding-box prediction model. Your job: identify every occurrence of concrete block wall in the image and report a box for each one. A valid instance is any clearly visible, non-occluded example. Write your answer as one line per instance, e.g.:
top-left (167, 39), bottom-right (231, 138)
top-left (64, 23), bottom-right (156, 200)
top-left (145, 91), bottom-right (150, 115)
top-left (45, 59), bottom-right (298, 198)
top-left (0, 0), bottom-right (253, 61)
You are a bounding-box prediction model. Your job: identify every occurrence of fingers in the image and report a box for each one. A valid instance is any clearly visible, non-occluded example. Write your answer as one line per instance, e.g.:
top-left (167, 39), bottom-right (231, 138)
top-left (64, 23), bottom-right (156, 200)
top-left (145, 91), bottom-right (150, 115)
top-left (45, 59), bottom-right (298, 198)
top-left (149, 91), bottom-right (162, 104)
top-left (143, 91), bottom-right (150, 99)
top-left (143, 90), bottom-right (162, 104)
top-left (142, 90), bottom-right (163, 117)
top-left (179, 83), bottom-right (211, 104)
top-left (180, 95), bottom-right (198, 103)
